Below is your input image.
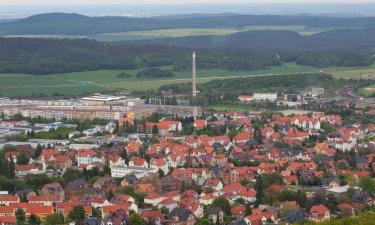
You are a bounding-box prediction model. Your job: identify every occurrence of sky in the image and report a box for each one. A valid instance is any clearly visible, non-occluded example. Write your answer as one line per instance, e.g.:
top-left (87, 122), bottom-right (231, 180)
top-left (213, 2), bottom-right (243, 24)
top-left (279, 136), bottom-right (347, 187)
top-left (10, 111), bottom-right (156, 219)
top-left (2, 0), bottom-right (375, 5)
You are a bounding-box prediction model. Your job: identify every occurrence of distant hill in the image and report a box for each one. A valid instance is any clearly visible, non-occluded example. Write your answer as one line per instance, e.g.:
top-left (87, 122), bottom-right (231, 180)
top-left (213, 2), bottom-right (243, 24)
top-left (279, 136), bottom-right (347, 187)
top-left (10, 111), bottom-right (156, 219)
top-left (134, 28), bottom-right (375, 51)
top-left (2, 13), bottom-right (375, 35)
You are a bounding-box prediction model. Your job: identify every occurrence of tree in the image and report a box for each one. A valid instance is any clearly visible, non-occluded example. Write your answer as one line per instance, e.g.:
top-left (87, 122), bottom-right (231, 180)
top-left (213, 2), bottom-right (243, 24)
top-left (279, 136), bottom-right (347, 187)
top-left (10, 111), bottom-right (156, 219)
top-left (44, 214), bottom-right (64, 225)
top-left (211, 197), bottom-right (230, 214)
top-left (195, 218), bottom-right (210, 225)
top-left (92, 207), bottom-right (102, 218)
top-left (129, 213), bottom-right (146, 225)
top-left (15, 208), bottom-right (25, 225)
top-left (62, 168), bottom-right (82, 183)
top-left (34, 144), bottom-right (43, 158)
top-left (68, 205), bottom-right (85, 222)
top-left (152, 125), bottom-right (159, 135)
top-left (28, 214), bottom-right (41, 225)
top-left (160, 206), bottom-right (169, 215)
top-left (359, 177), bottom-right (375, 195)
top-left (16, 154), bottom-right (29, 165)
top-left (158, 168), bottom-right (165, 178)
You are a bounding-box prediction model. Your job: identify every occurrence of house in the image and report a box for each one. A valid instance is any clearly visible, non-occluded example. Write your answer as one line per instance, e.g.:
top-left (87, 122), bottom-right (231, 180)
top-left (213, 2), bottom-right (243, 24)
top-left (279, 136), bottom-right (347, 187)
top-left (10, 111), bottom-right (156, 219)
top-left (337, 203), bottom-right (355, 216)
top-left (253, 93), bottom-right (277, 102)
top-left (352, 190), bottom-right (373, 207)
top-left (0, 195), bottom-right (19, 206)
top-left (186, 202), bottom-right (204, 219)
top-left (15, 164), bottom-right (40, 177)
top-left (207, 207), bottom-right (225, 224)
top-left (231, 206), bottom-right (246, 217)
top-left (75, 149), bottom-right (104, 168)
top-left (55, 202), bottom-right (92, 218)
top-left (54, 155), bottom-right (72, 172)
top-left (0, 216), bottom-right (17, 225)
top-left (150, 158), bottom-right (168, 174)
top-left (93, 177), bottom-right (117, 192)
top-left (102, 205), bottom-right (130, 218)
top-left (27, 195), bottom-right (62, 206)
top-left (40, 182), bottom-right (64, 199)
top-left (64, 179), bottom-right (89, 198)
top-left (199, 193), bottom-right (216, 206)
top-left (194, 119), bottom-right (207, 130)
top-left (321, 177), bottom-right (340, 189)
top-left (102, 208), bottom-right (128, 225)
top-left (141, 210), bottom-right (165, 225)
top-left (284, 210), bottom-right (306, 225)
top-left (168, 208), bottom-right (196, 225)
top-left (147, 120), bottom-right (182, 135)
top-left (129, 156), bottom-right (148, 168)
top-left (355, 156), bottom-right (369, 170)
top-left (144, 193), bottom-right (165, 207)
top-left (158, 198), bottom-right (178, 212)
top-left (238, 95), bottom-right (253, 102)
top-left (309, 204), bottom-right (330, 222)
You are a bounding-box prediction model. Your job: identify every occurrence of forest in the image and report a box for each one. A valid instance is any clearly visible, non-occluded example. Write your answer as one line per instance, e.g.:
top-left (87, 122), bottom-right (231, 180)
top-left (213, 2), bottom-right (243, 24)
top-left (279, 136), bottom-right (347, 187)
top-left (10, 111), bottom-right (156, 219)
top-left (0, 37), bottom-right (374, 74)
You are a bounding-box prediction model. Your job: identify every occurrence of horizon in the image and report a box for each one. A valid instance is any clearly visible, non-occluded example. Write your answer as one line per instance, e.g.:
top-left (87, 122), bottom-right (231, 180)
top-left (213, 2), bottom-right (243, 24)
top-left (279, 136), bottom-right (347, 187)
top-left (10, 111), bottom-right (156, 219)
top-left (3, 2), bottom-right (375, 19)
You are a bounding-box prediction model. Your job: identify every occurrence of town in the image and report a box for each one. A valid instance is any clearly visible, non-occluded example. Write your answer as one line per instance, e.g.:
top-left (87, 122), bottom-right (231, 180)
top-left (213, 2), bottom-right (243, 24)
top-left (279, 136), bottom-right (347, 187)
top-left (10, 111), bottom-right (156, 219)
top-left (0, 72), bottom-right (374, 225)
top-left (2, 2), bottom-right (375, 225)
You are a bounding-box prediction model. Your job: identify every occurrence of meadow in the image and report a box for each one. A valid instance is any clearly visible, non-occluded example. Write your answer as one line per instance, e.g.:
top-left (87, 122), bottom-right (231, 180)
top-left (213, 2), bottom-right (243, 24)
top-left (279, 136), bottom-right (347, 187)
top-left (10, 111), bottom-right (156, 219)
top-left (0, 63), bottom-right (374, 97)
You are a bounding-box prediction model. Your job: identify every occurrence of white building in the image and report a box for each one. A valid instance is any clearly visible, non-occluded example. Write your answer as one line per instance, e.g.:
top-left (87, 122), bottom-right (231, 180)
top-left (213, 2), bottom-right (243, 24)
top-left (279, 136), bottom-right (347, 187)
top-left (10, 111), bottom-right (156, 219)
top-left (110, 165), bottom-right (157, 178)
top-left (253, 93), bottom-right (277, 102)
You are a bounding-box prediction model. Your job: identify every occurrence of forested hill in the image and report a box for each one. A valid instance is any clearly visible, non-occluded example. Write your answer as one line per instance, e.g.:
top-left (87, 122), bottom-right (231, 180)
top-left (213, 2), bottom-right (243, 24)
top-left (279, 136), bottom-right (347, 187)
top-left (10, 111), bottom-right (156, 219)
top-left (0, 37), bottom-right (373, 74)
top-left (2, 13), bottom-right (375, 35)
top-left (135, 28), bottom-right (375, 51)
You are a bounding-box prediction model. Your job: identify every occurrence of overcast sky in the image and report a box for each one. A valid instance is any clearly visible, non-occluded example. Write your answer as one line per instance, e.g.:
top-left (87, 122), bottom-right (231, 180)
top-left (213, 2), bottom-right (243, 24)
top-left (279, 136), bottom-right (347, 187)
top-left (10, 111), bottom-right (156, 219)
top-left (2, 0), bottom-right (375, 5)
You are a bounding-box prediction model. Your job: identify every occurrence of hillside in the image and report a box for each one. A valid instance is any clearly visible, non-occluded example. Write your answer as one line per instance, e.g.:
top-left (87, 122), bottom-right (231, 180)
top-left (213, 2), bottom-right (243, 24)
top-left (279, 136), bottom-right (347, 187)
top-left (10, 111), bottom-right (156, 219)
top-left (135, 28), bottom-right (375, 51)
top-left (2, 13), bottom-right (375, 35)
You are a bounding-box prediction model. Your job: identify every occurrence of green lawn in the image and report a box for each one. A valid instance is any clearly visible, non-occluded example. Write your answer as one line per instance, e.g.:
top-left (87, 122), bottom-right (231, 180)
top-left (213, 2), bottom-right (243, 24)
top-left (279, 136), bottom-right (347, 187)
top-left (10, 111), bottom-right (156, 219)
top-left (206, 104), bottom-right (256, 112)
top-left (0, 63), bottom-right (374, 97)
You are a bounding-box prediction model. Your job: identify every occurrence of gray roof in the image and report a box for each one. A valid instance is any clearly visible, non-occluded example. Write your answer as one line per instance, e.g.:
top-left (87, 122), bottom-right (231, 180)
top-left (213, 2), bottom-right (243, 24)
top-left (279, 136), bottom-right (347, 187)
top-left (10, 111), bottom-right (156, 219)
top-left (169, 208), bottom-right (193, 222)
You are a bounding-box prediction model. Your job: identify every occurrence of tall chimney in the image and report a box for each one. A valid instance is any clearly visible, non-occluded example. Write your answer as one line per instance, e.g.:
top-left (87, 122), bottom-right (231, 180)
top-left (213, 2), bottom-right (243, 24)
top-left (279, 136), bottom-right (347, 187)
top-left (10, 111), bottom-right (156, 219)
top-left (192, 51), bottom-right (197, 98)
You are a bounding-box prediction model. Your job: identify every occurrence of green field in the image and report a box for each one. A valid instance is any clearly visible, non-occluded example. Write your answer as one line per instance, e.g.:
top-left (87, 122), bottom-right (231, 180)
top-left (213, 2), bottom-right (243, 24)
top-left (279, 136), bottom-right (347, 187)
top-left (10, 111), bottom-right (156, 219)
top-left (327, 65), bottom-right (375, 79)
top-left (206, 104), bottom-right (257, 112)
top-left (91, 26), bottom-right (331, 42)
top-left (0, 63), bottom-right (374, 97)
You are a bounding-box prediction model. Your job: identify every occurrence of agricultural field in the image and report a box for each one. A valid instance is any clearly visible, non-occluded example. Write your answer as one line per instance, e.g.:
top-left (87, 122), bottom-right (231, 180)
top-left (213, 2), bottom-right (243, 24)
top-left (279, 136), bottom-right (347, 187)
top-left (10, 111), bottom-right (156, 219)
top-left (327, 65), bottom-right (375, 79)
top-left (91, 25), bottom-right (331, 42)
top-left (0, 63), bottom-right (374, 97)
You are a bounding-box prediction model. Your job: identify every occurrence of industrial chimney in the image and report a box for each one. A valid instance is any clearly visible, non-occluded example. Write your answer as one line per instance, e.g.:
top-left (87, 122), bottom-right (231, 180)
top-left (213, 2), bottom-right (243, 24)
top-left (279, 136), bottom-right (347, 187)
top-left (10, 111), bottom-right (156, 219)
top-left (192, 51), bottom-right (197, 98)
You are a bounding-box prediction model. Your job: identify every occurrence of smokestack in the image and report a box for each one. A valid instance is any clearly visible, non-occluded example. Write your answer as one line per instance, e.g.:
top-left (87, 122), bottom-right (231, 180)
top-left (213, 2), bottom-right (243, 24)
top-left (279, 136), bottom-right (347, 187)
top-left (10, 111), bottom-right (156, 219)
top-left (192, 51), bottom-right (197, 98)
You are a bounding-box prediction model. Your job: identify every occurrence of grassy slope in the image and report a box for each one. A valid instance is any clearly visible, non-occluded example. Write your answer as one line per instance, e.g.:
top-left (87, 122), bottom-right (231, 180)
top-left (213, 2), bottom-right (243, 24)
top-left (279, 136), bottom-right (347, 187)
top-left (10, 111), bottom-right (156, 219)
top-left (0, 63), bottom-right (374, 97)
